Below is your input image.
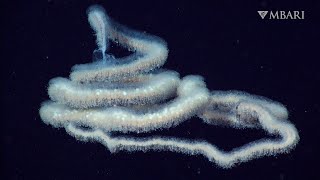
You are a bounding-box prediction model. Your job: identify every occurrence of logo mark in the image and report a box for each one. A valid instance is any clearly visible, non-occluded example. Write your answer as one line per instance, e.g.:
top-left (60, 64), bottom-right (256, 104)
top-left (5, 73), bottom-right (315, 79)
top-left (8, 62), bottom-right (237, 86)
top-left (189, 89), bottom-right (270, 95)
top-left (258, 11), bottom-right (304, 20)
top-left (257, 11), bottom-right (268, 19)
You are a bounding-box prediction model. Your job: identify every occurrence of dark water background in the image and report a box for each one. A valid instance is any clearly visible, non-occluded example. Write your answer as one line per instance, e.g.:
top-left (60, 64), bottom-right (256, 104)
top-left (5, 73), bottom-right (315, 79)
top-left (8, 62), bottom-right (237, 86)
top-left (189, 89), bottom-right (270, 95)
top-left (1, 0), bottom-right (319, 179)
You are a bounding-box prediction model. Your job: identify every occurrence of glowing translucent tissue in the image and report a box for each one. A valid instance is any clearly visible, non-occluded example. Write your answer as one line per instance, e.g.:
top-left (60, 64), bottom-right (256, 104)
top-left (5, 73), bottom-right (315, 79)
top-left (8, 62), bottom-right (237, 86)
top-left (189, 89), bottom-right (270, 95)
top-left (39, 5), bottom-right (299, 168)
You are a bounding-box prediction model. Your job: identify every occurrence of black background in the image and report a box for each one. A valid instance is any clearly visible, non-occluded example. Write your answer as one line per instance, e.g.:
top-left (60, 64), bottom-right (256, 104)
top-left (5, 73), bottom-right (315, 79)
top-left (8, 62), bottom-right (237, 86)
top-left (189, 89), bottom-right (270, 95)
top-left (1, 0), bottom-right (319, 179)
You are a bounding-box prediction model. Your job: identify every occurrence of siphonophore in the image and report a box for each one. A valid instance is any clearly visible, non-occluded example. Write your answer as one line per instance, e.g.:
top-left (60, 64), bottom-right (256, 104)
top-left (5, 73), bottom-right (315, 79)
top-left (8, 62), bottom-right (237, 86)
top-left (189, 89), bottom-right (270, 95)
top-left (39, 5), bottom-right (299, 168)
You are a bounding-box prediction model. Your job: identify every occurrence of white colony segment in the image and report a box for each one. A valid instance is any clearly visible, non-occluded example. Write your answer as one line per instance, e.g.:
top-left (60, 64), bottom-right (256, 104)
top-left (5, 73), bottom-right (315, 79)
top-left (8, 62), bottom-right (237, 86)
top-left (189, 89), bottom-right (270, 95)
top-left (209, 91), bottom-right (289, 120)
top-left (40, 75), bottom-right (210, 132)
top-left (198, 91), bottom-right (289, 129)
top-left (48, 71), bottom-right (180, 108)
top-left (39, 5), bottom-right (299, 167)
top-left (69, 24), bottom-right (169, 82)
top-left (64, 99), bottom-right (299, 168)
